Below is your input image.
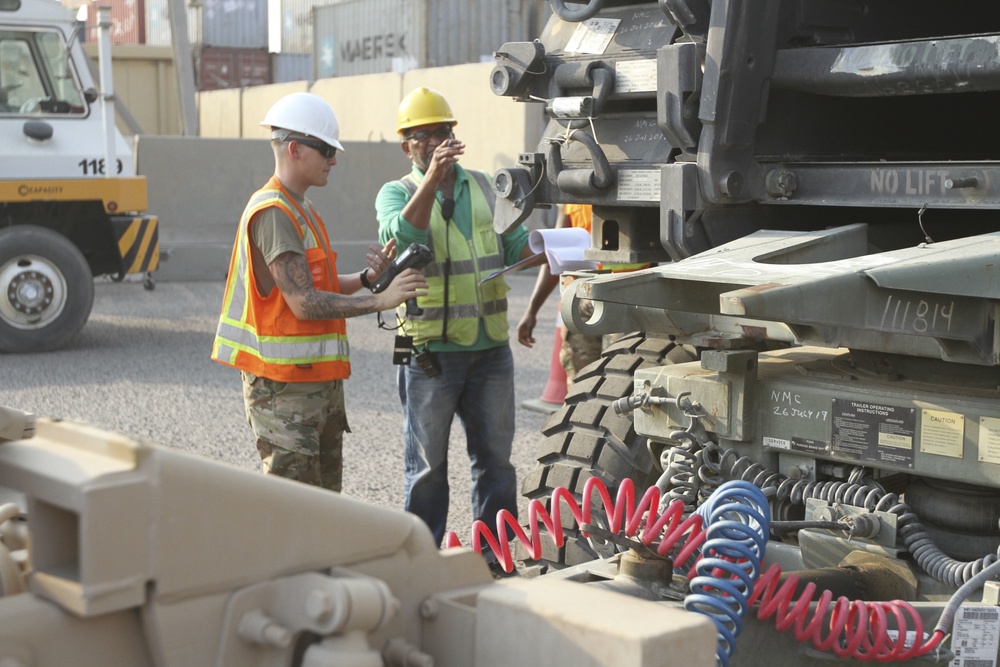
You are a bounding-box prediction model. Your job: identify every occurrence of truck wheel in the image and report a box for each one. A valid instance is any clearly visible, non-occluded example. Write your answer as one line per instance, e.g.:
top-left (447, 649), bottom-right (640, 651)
top-left (0, 225), bottom-right (94, 353)
top-left (517, 333), bottom-right (699, 570)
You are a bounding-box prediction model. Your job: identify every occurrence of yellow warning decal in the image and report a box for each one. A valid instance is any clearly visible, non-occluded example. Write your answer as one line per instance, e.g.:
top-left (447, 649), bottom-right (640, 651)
top-left (112, 216), bottom-right (160, 274)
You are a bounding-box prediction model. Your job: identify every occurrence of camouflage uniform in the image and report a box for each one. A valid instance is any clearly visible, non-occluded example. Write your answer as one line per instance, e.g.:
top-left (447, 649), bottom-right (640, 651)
top-left (242, 372), bottom-right (351, 492)
top-left (559, 295), bottom-right (603, 386)
top-left (559, 329), bottom-right (603, 386)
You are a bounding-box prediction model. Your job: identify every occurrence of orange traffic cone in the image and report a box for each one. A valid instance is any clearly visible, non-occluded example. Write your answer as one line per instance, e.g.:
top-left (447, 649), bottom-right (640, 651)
top-left (521, 327), bottom-right (566, 414)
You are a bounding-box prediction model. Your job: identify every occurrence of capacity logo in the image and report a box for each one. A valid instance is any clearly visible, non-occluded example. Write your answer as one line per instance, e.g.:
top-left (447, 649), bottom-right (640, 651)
top-left (17, 184), bottom-right (63, 196)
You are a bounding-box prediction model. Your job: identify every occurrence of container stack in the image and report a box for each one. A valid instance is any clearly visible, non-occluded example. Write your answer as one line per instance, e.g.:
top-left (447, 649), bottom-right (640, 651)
top-left (68, 0), bottom-right (549, 88)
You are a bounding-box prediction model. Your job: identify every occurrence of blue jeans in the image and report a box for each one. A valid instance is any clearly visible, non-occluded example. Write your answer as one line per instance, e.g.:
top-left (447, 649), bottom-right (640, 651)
top-left (397, 345), bottom-right (518, 546)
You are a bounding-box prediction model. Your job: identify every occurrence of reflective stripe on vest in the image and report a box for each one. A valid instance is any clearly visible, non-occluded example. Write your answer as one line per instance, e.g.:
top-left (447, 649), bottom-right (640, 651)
top-left (395, 169), bottom-right (508, 346)
top-left (212, 177), bottom-right (350, 382)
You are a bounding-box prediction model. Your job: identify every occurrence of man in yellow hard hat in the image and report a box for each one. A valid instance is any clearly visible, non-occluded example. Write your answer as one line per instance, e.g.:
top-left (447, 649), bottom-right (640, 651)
top-left (213, 91), bottom-right (427, 493)
top-left (375, 87), bottom-right (535, 555)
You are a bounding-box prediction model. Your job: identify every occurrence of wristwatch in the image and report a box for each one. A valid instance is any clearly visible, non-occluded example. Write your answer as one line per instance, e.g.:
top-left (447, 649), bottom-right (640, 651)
top-left (359, 269), bottom-right (373, 290)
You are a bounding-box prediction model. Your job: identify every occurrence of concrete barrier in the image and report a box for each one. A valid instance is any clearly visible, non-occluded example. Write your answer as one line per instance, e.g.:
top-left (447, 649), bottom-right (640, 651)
top-left (137, 136), bottom-right (413, 281)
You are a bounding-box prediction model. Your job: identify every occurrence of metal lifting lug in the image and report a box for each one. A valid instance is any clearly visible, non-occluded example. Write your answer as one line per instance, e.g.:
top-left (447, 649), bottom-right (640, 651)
top-left (490, 40), bottom-right (546, 99)
top-left (545, 131), bottom-right (615, 196)
top-left (492, 154), bottom-right (544, 234)
top-left (549, 61), bottom-right (615, 129)
top-left (549, 0), bottom-right (604, 23)
top-left (659, 0), bottom-right (712, 40)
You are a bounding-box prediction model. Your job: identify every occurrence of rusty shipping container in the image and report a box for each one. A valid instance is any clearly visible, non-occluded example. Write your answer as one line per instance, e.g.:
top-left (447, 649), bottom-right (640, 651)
top-left (197, 45), bottom-right (270, 91)
top-left (83, 0), bottom-right (145, 44)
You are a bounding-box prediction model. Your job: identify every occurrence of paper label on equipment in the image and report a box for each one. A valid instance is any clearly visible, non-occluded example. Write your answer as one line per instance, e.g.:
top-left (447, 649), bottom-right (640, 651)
top-left (617, 170), bottom-right (661, 202)
top-left (886, 630), bottom-right (922, 650)
top-left (564, 18), bottom-right (620, 55)
top-left (949, 606), bottom-right (1000, 667)
top-left (979, 416), bottom-right (1000, 464)
top-left (615, 59), bottom-right (657, 93)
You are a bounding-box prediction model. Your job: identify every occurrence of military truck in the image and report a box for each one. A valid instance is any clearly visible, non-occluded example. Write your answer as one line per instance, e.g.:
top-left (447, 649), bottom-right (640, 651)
top-left (0, 0), bottom-right (158, 354)
top-left (0, 405), bottom-right (720, 667)
top-left (484, 0), bottom-right (1000, 665)
top-left (2, 1), bottom-right (1000, 665)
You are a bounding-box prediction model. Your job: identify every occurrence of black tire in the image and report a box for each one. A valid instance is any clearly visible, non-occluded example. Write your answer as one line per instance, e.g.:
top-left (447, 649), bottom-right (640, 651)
top-left (0, 225), bottom-right (94, 353)
top-left (517, 333), bottom-right (699, 569)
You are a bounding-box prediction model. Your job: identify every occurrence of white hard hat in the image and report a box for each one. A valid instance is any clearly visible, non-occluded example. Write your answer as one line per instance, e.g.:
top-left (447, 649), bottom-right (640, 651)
top-left (261, 92), bottom-right (344, 151)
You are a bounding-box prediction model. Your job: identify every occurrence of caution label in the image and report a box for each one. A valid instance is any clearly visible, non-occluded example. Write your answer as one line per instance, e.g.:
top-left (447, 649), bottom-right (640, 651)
top-left (920, 409), bottom-right (965, 459)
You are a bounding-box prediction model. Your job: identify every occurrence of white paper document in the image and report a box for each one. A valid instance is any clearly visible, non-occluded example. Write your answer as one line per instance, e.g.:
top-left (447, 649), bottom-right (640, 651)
top-left (529, 227), bottom-right (599, 274)
top-left (478, 227), bottom-right (598, 285)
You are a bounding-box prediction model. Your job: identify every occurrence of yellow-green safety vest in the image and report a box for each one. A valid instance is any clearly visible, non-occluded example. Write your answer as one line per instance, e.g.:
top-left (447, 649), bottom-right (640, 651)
top-left (396, 170), bottom-right (509, 347)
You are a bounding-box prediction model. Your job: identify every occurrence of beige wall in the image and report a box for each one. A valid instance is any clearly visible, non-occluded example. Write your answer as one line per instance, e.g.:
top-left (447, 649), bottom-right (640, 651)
top-left (85, 44), bottom-right (182, 136)
top-left (197, 62), bottom-right (546, 181)
top-left (113, 57), bottom-right (551, 281)
top-left (97, 48), bottom-right (545, 180)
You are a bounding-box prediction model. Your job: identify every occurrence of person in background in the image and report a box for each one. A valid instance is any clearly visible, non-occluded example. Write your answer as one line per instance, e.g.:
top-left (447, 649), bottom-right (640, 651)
top-left (375, 86), bottom-right (536, 552)
top-left (212, 91), bottom-right (427, 493)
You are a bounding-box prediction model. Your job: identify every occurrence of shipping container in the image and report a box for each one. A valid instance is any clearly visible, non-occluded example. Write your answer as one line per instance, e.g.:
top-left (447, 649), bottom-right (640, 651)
top-left (197, 45), bottom-right (270, 91)
top-left (83, 0), bottom-right (145, 44)
top-left (271, 52), bottom-right (312, 83)
top-left (276, 0), bottom-right (339, 54)
top-left (200, 0), bottom-right (268, 49)
top-left (313, 0), bottom-right (423, 78)
top-left (313, 0), bottom-right (548, 79)
top-left (144, 0), bottom-right (199, 47)
top-left (425, 0), bottom-right (523, 69)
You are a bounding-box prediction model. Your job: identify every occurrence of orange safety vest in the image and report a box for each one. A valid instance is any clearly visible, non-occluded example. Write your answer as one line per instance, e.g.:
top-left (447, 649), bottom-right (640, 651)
top-left (212, 176), bottom-right (350, 382)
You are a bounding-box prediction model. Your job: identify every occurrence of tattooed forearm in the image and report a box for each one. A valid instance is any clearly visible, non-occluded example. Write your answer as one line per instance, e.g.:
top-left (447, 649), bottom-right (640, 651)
top-left (270, 251), bottom-right (383, 320)
top-left (300, 290), bottom-right (379, 319)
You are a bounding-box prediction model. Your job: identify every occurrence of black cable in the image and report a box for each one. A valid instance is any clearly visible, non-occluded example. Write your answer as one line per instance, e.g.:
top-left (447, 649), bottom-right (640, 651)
top-left (441, 197), bottom-right (454, 344)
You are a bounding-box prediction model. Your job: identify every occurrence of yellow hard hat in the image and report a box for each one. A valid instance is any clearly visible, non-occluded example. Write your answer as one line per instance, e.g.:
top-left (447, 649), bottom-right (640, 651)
top-left (397, 86), bottom-right (457, 134)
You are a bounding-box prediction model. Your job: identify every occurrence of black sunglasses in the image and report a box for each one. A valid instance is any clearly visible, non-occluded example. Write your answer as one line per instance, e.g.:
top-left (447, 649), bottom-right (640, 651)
top-left (405, 127), bottom-right (454, 142)
top-left (290, 137), bottom-right (337, 159)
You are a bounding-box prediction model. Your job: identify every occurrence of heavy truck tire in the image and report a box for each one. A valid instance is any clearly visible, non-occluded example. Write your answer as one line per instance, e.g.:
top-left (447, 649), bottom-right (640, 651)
top-left (517, 333), bottom-right (699, 571)
top-left (0, 225), bottom-right (94, 353)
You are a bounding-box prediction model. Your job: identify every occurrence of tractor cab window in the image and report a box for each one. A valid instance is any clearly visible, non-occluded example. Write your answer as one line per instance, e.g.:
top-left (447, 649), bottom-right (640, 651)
top-left (0, 29), bottom-right (86, 116)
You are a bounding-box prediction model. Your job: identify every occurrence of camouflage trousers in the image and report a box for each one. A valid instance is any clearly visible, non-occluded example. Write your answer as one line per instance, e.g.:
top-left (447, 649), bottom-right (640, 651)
top-left (559, 327), bottom-right (603, 387)
top-left (241, 372), bottom-right (351, 492)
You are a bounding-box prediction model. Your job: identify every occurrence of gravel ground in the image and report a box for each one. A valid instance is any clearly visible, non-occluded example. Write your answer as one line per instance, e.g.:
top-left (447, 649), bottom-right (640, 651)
top-left (0, 271), bottom-right (559, 545)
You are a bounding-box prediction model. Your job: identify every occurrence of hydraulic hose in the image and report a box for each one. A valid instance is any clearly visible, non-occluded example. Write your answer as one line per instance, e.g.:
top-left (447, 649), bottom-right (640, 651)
top-left (445, 476), bottom-right (706, 575)
top-left (717, 447), bottom-right (1000, 587)
top-left (684, 481), bottom-right (769, 667)
top-left (449, 477), bottom-right (976, 663)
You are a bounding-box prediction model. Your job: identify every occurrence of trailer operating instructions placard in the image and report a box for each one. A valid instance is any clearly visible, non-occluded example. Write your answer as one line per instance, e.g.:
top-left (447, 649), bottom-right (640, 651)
top-left (832, 399), bottom-right (916, 469)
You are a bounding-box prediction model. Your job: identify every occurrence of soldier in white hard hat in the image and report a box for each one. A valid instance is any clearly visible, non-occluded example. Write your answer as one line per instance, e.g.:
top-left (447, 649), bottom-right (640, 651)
top-left (212, 92), bottom-right (427, 492)
top-left (376, 87), bottom-right (536, 566)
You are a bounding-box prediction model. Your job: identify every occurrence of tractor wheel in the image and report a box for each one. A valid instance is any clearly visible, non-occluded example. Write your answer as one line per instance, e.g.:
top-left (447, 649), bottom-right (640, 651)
top-left (0, 225), bottom-right (94, 353)
top-left (517, 333), bottom-right (699, 570)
